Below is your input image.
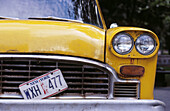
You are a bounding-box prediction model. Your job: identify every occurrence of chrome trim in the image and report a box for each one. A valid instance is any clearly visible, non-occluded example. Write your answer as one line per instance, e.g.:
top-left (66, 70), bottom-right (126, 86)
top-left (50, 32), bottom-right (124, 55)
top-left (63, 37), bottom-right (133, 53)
top-left (112, 33), bottom-right (134, 55)
top-left (0, 99), bottom-right (165, 111)
top-left (110, 23), bottom-right (118, 28)
top-left (135, 34), bottom-right (157, 55)
top-left (137, 82), bottom-right (141, 99)
top-left (28, 16), bottom-right (84, 23)
top-left (0, 93), bottom-right (107, 99)
top-left (0, 54), bottom-right (140, 99)
top-left (0, 16), bottom-right (19, 20)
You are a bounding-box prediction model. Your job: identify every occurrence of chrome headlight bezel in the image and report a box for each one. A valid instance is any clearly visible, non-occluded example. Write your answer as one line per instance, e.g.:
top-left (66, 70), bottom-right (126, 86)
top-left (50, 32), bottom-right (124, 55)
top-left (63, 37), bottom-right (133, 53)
top-left (112, 33), bottom-right (134, 55)
top-left (135, 34), bottom-right (156, 55)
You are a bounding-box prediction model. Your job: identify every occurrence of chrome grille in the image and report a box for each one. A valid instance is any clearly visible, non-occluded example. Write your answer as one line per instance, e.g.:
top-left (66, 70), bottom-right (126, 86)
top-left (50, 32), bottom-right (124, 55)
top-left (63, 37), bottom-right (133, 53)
top-left (114, 82), bottom-right (138, 98)
top-left (0, 57), bottom-right (109, 98)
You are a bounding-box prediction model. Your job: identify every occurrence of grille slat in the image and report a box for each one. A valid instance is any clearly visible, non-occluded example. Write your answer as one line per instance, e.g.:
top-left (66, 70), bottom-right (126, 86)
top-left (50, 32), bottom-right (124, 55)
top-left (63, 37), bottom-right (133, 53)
top-left (0, 81), bottom-right (24, 84)
top-left (1, 75), bottom-right (31, 79)
top-left (0, 58), bottom-right (109, 98)
top-left (0, 70), bottom-right (48, 73)
top-left (62, 71), bottom-right (105, 75)
top-left (67, 82), bottom-right (108, 86)
top-left (114, 94), bottom-right (137, 96)
top-left (68, 88), bottom-right (108, 91)
top-left (64, 77), bottom-right (108, 80)
top-left (114, 86), bottom-right (137, 88)
top-left (1, 64), bottom-right (57, 68)
top-left (1, 64), bottom-right (29, 67)
top-left (114, 88), bottom-right (136, 91)
top-left (114, 83), bottom-right (138, 98)
top-left (59, 66), bottom-right (82, 68)
top-left (0, 87), bottom-right (19, 90)
top-left (114, 91), bottom-right (136, 94)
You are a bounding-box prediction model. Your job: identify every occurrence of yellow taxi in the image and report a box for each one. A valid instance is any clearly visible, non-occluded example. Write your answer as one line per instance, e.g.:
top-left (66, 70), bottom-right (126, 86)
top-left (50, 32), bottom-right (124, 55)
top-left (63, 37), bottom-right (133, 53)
top-left (0, 0), bottom-right (165, 111)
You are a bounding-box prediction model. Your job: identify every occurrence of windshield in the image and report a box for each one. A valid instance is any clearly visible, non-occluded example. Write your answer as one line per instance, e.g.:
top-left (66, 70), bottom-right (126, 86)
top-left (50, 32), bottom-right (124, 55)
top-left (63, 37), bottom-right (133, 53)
top-left (0, 0), bottom-right (103, 28)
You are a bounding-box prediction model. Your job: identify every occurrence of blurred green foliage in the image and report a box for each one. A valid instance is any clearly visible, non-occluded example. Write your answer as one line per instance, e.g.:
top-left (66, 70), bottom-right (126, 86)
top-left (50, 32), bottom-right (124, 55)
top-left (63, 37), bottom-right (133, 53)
top-left (99, 0), bottom-right (170, 53)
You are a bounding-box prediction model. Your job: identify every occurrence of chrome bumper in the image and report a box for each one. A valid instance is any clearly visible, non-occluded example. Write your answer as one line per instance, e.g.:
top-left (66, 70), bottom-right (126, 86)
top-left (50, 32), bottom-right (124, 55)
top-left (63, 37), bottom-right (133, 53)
top-left (0, 54), bottom-right (140, 99)
top-left (0, 99), bottom-right (165, 111)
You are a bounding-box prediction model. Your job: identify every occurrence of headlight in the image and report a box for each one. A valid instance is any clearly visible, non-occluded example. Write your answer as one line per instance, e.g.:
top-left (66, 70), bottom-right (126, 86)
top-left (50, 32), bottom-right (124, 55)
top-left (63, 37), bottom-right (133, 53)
top-left (112, 33), bottom-right (133, 55)
top-left (135, 34), bottom-right (156, 55)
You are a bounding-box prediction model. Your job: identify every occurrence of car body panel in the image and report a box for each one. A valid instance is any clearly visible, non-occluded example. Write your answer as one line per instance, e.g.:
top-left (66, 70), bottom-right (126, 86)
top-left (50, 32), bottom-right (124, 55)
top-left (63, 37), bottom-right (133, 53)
top-left (106, 27), bottom-right (159, 59)
top-left (0, 20), bottom-right (105, 61)
top-left (0, 0), bottom-right (164, 109)
top-left (106, 27), bottom-right (159, 99)
top-left (95, 0), bottom-right (107, 30)
top-left (0, 99), bottom-right (165, 111)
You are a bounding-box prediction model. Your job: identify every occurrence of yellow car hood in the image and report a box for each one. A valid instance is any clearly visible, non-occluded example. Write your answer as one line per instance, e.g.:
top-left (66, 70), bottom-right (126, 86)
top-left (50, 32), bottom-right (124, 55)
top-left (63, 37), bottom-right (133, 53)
top-left (0, 20), bottom-right (105, 61)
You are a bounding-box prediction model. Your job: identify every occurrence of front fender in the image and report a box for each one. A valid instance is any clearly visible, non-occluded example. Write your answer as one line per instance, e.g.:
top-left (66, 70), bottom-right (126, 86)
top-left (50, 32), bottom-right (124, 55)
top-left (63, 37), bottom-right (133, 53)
top-left (105, 27), bottom-right (159, 99)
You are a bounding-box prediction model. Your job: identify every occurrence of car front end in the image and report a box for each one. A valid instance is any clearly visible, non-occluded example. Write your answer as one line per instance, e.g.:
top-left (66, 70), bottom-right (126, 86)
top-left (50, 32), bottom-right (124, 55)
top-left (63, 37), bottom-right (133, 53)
top-left (0, 0), bottom-right (165, 111)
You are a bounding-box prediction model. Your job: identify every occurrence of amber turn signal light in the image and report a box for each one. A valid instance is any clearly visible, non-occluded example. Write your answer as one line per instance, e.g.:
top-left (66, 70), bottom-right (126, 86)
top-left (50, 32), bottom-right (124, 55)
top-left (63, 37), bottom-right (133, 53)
top-left (120, 65), bottom-right (145, 77)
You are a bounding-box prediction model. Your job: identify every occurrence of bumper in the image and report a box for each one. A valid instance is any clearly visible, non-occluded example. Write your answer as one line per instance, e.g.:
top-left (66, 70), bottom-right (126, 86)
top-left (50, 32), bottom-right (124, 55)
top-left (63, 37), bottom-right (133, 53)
top-left (0, 99), bottom-right (165, 111)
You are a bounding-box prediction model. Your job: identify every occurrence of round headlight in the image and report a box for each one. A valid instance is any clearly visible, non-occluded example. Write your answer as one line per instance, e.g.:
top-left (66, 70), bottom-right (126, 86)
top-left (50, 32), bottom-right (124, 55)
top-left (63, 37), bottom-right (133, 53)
top-left (135, 34), bottom-right (156, 55)
top-left (112, 33), bottom-right (133, 55)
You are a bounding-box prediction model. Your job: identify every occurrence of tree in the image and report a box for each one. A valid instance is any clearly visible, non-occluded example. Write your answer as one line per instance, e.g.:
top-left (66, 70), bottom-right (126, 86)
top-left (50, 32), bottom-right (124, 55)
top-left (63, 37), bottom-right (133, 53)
top-left (99, 0), bottom-right (170, 54)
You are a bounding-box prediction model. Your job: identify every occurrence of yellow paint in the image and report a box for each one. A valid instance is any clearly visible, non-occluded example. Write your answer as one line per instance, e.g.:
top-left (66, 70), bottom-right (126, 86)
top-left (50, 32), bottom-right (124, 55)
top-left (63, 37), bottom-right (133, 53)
top-left (95, 0), bottom-right (107, 30)
top-left (106, 27), bottom-right (159, 99)
top-left (107, 27), bottom-right (159, 58)
top-left (0, 2), bottom-right (159, 100)
top-left (0, 20), bottom-right (105, 61)
top-left (138, 55), bottom-right (158, 99)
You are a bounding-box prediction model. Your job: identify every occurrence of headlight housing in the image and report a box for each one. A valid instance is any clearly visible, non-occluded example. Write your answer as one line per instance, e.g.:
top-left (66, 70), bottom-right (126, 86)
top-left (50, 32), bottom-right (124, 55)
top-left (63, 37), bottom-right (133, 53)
top-left (112, 33), bottom-right (134, 55)
top-left (135, 34), bottom-right (156, 55)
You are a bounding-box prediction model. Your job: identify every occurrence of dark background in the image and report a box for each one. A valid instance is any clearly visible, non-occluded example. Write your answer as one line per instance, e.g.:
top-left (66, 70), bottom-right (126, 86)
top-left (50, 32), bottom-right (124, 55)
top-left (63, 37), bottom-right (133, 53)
top-left (98, 1), bottom-right (170, 110)
top-left (99, 0), bottom-right (170, 54)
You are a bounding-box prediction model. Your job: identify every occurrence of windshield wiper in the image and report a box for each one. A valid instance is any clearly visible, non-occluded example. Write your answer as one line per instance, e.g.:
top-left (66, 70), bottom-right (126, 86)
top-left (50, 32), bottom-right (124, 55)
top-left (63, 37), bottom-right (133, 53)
top-left (0, 16), bottom-right (19, 20)
top-left (28, 16), bottom-right (83, 23)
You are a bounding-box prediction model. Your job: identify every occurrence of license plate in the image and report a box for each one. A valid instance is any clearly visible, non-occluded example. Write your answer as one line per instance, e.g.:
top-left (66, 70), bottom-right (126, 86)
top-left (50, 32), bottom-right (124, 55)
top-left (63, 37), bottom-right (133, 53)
top-left (19, 69), bottom-right (68, 100)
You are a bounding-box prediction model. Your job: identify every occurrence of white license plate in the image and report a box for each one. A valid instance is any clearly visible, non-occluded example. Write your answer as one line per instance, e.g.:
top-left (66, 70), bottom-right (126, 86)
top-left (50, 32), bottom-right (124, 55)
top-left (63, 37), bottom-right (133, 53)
top-left (19, 69), bottom-right (68, 100)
